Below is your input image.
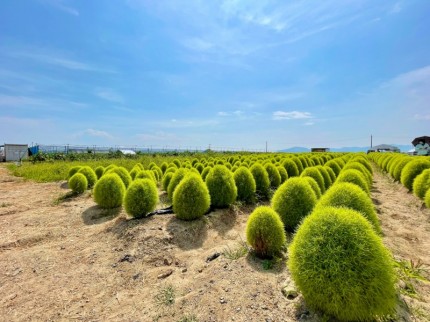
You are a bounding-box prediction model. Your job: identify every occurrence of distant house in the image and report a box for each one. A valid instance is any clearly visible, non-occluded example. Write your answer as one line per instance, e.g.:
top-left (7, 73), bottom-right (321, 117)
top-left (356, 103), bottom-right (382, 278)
top-left (369, 144), bottom-right (400, 153)
top-left (311, 148), bottom-right (330, 153)
top-left (0, 143), bottom-right (29, 162)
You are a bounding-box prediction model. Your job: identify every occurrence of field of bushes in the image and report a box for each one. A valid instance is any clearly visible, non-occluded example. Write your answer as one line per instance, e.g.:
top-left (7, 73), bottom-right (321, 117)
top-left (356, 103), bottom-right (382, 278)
top-left (6, 151), bottom-right (430, 321)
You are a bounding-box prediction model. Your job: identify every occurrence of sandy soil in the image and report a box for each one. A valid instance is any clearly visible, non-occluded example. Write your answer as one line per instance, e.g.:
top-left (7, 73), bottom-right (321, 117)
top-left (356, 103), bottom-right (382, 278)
top-left (0, 164), bottom-right (429, 322)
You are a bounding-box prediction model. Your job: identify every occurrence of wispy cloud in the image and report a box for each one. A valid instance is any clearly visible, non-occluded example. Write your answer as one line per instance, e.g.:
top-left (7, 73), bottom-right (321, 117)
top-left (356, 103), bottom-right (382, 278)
top-left (158, 118), bottom-right (219, 129)
top-left (73, 129), bottom-right (114, 140)
top-left (413, 114), bottom-right (430, 121)
top-left (135, 131), bottom-right (183, 145)
top-left (273, 111), bottom-right (313, 120)
top-left (218, 111), bottom-right (229, 116)
top-left (0, 94), bottom-right (87, 111)
top-left (95, 88), bottom-right (124, 103)
top-left (40, 0), bottom-right (79, 16)
top-left (388, 2), bottom-right (402, 14)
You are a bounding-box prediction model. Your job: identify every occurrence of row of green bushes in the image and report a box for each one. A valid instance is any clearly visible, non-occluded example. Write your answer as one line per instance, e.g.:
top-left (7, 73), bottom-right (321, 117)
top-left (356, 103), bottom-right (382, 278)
top-left (369, 153), bottom-right (430, 208)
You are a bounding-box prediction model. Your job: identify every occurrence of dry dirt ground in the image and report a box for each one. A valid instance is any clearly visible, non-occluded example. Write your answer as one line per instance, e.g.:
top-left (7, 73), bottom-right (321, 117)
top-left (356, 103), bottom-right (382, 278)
top-left (0, 164), bottom-right (429, 322)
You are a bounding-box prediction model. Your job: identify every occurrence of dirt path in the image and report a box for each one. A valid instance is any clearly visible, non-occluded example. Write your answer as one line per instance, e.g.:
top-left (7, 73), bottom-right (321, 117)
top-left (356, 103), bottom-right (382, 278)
top-left (1, 164), bottom-right (430, 321)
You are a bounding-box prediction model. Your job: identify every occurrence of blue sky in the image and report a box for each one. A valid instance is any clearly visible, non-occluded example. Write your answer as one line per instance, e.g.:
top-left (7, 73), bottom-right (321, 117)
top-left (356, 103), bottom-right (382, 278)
top-left (1, 0), bottom-right (429, 151)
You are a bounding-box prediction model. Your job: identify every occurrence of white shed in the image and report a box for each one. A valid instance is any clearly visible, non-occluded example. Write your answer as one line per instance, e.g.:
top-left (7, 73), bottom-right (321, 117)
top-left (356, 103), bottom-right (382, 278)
top-left (0, 144), bottom-right (29, 162)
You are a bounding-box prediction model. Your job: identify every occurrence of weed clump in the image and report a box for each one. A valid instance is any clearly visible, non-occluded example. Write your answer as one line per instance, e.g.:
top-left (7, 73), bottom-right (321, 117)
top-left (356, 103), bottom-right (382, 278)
top-left (68, 173), bottom-right (87, 194)
top-left (93, 173), bottom-right (126, 209)
top-left (205, 165), bottom-right (237, 208)
top-left (245, 206), bottom-right (286, 258)
top-left (124, 179), bottom-right (158, 218)
top-left (271, 177), bottom-right (317, 232)
top-left (173, 173), bottom-right (210, 220)
top-left (233, 166), bottom-right (256, 203)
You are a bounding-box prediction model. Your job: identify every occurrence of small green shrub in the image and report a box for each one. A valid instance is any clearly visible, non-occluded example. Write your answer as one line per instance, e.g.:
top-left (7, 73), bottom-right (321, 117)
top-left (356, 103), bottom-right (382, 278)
top-left (245, 206), bottom-right (286, 258)
top-left (300, 167), bottom-right (326, 194)
top-left (277, 166), bottom-right (288, 183)
top-left (323, 165), bottom-right (336, 182)
top-left (124, 179), bottom-right (159, 217)
top-left (93, 173), bottom-right (126, 209)
top-left (314, 165), bottom-right (332, 190)
top-left (315, 182), bottom-right (381, 233)
top-left (78, 166), bottom-right (97, 188)
top-left (250, 163), bottom-right (270, 199)
top-left (173, 173), bottom-right (210, 220)
top-left (413, 169), bottom-right (430, 200)
top-left (95, 166), bottom-right (104, 179)
top-left (392, 157), bottom-right (412, 181)
top-left (167, 168), bottom-right (189, 200)
top-left (282, 159), bottom-right (299, 177)
top-left (336, 169), bottom-right (370, 194)
top-left (288, 207), bottom-right (396, 321)
top-left (162, 172), bottom-right (173, 191)
top-left (302, 177), bottom-right (321, 199)
top-left (325, 159), bottom-right (342, 177)
top-left (103, 164), bottom-right (117, 174)
top-left (264, 163), bottom-right (281, 188)
top-left (400, 158), bottom-right (430, 191)
top-left (201, 166), bottom-right (211, 181)
top-left (291, 157), bottom-right (304, 174)
top-left (233, 166), bottom-right (256, 203)
top-left (68, 166), bottom-right (81, 179)
top-left (195, 163), bottom-right (204, 173)
top-left (105, 166), bottom-right (132, 188)
top-left (68, 173), bottom-right (87, 194)
top-left (129, 167), bottom-right (140, 180)
top-left (160, 162), bottom-right (168, 173)
top-left (205, 165), bottom-right (237, 208)
top-left (343, 162), bottom-right (372, 187)
top-left (135, 170), bottom-right (156, 184)
top-left (271, 177), bottom-right (317, 232)
top-left (173, 159), bottom-right (181, 168)
top-left (425, 188), bottom-right (430, 208)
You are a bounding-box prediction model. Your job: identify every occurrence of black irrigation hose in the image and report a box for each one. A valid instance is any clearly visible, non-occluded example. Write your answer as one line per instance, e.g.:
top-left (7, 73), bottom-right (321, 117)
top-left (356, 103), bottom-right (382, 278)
top-left (130, 205), bottom-right (215, 220)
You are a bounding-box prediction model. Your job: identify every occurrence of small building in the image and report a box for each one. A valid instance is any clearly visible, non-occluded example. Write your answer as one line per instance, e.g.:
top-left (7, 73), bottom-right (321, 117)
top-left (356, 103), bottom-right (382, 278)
top-left (311, 148), bottom-right (330, 153)
top-left (370, 144), bottom-right (400, 153)
top-left (0, 143), bottom-right (29, 162)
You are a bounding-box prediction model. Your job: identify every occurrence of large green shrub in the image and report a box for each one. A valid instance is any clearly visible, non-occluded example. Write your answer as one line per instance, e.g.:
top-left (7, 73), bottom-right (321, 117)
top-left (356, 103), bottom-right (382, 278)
top-left (325, 159), bottom-right (342, 177)
top-left (245, 206), bottom-right (286, 258)
top-left (162, 172), bottom-right (173, 192)
top-left (315, 182), bottom-right (381, 233)
top-left (124, 179), bottom-right (158, 217)
top-left (413, 169), bottom-right (430, 200)
top-left (78, 166), bottom-right (98, 188)
top-left (271, 177), bottom-right (317, 232)
top-left (282, 158), bottom-right (299, 177)
top-left (264, 163), bottom-right (281, 189)
top-left (205, 165), bottom-right (237, 208)
top-left (336, 169), bottom-right (370, 194)
top-left (392, 157), bottom-right (412, 182)
top-left (343, 161), bottom-right (372, 187)
top-left (250, 163), bottom-right (270, 199)
top-left (300, 167), bottom-right (326, 194)
top-left (302, 177), bottom-right (321, 199)
top-left (68, 166), bottom-right (81, 179)
top-left (93, 173), bottom-right (126, 209)
top-left (288, 207), bottom-right (396, 321)
top-left (173, 173), bottom-right (210, 220)
top-left (167, 168), bottom-right (189, 199)
top-left (233, 166), bottom-right (256, 203)
top-left (277, 166), bottom-right (288, 183)
top-left (400, 158), bottom-right (430, 191)
top-left (105, 166), bottom-right (132, 188)
top-left (68, 173), bottom-right (87, 194)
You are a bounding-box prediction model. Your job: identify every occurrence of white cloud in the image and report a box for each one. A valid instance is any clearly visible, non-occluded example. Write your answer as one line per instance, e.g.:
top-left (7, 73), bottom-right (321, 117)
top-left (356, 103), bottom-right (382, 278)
top-left (388, 2), bottom-right (402, 14)
top-left (218, 111), bottom-right (229, 116)
top-left (233, 110), bottom-right (244, 116)
top-left (95, 88), bottom-right (123, 103)
top-left (40, 0), bottom-right (79, 16)
top-left (72, 129), bottom-right (113, 140)
top-left (273, 111), bottom-right (312, 120)
top-left (413, 114), bottom-right (430, 121)
top-left (304, 121), bottom-right (315, 126)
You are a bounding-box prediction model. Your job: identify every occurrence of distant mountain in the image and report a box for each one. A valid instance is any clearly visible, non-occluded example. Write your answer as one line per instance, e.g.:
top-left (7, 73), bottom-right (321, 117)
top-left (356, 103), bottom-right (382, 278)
top-left (278, 144), bottom-right (414, 153)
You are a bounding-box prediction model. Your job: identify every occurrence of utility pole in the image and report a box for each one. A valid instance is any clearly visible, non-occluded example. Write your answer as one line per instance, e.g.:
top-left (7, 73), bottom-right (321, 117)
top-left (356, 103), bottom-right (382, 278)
top-left (371, 135), bottom-right (373, 148)
top-left (265, 141), bottom-right (268, 153)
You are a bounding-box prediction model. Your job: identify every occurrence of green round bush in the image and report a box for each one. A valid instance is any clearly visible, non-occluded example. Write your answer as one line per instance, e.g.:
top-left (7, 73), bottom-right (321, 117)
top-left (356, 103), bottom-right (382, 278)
top-left (135, 170), bottom-right (156, 183)
top-left (173, 173), bottom-right (210, 221)
top-left (124, 179), bottom-right (158, 217)
top-left (167, 168), bottom-right (189, 199)
top-left (300, 167), bottom-right (326, 194)
top-left (173, 159), bottom-right (181, 168)
top-left (94, 166), bottom-right (105, 179)
top-left (68, 173), bottom-right (87, 194)
top-left (103, 164), bottom-right (117, 174)
top-left (68, 166), bottom-right (81, 179)
top-left (233, 166), bottom-right (256, 203)
top-left (425, 188), bottom-right (430, 208)
top-left (282, 159), bottom-right (299, 177)
top-left (351, 156), bottom-right (373, 174)
top-left (302, 176), bottom-right (321, 199)
top-left (277, 166), bottom-right (288, 183)
top-left (264, 163), bottom-right (281, 189)
top-left (336, 169), bottom-right (370, 194)
top-left (105, 166), bottom-right (132, 188)
top-left (324, 166), bottom-right (336, 182)
top-left (413, 169), bottom-right (430, 200)
top-left (245, 206), bottom-right (286, 258)
top-left (325, 159), bottom-right (342, 177)
top-left (315, 182), bottom-right (381, 233)
top-left (250, 163), bottom-right (270, 199)
top-left (160, 162), bottom-right (168, 174)
top-left (392, 157), bottom-right (412, 182)
top-left (291, 157), bottom-right (304, 174)
top-left (271, 177), bottom-right (317, 232)
top-left (93, 173), bottom-right (126, 209)
top-left (400, 158), bottom-right (430, 191)
top-left (78, 166), bottom-right (97, 188)
top-left (152, 166), bottom-right (163, 181)
top-left (314, 165), bottom-right (332, 190)
top-left (205, 165), bottom-right (237, 208)
top-left (162, 172), bottom-right (173, 192)
top-left (288, 207), bottom-right (396, 321)
top-left (129, 167), bottom-right (140, 180)
top-left (195, 163), bottom-right (204, 173)
top-left (343, 161), bottom-right (372, 187)
top-left (201, 166), bottom-right (211, 181)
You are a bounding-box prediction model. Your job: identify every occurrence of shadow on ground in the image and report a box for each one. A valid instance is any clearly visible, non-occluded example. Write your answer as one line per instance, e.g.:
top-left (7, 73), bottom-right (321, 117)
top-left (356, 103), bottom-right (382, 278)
top-left (81, 205), bottom-right (122, 225)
